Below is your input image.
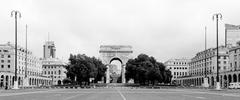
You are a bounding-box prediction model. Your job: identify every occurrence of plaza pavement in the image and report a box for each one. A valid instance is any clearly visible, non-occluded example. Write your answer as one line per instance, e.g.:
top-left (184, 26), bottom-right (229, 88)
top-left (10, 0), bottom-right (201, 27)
top-left (0, 87), bottom-right (240, 100)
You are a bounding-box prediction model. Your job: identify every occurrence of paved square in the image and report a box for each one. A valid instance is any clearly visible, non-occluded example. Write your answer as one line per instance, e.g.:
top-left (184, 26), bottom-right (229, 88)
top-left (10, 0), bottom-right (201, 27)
top-left (0, 88), bottom-right (240, 100)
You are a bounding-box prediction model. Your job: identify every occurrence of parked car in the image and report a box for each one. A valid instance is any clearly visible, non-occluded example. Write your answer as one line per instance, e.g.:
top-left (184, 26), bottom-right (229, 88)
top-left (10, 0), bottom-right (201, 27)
top-left (229, 82), bottom-right (240, 89)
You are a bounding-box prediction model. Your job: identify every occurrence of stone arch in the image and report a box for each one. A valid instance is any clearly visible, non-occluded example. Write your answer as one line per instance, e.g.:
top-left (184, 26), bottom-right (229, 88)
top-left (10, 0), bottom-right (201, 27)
top-left (29, 78), bottom-right (32, 85)
top-left (211, 76), bottom-right (214, 87)
top-left (228, 74), bottom-right (232, 83)
top-left (224, 75), bottom-right (227, 81)
top-left (12, 76), bottom-right (14, 86)
top-left (207, 77), bottom-right (210, 84)
top-left (0, 75), bottom-right (4, 88)
top-left (58, 80), bottom-right (61, 85)
top-left (6, 75), bottom-right (9, 86)
top-left (233, 74), bottom-right (237, 82)
top-left (238, 74), bottom-right (240, 82)
top-left (18, 77), bottom-right (20, 85)
top-left (32, 78), bottom-right (34, 85)
top-left (99, 45), bottom-right (133, 83)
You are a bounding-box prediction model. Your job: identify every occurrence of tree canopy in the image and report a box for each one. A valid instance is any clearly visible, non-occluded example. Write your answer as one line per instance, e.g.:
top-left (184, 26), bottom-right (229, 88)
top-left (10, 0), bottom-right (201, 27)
top-left (125, 54), bottom-right (172, 85)
top-left (65, 54), bottom-right (107, 85)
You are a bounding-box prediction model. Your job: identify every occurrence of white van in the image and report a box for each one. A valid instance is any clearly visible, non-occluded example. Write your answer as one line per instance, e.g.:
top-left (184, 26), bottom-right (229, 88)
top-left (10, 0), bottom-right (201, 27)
top-left (229, 82), bottom-right (240, 89)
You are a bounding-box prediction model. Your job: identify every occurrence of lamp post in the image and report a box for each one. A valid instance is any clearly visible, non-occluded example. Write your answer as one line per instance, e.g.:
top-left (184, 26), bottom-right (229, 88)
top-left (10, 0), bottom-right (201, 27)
top-left (213, 13), bottom-right (222, 90)
top-left (11, 10), bottom-right (21, 89)
top-left (23, 24), bottom-right (29, 87)
top-left (203, 26), bottom-right (209, 88)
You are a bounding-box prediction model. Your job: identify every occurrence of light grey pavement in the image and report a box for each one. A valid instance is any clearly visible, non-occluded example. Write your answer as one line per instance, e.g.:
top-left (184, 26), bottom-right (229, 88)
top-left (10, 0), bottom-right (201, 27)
top-left (0, 88), bottom-right (240, 100)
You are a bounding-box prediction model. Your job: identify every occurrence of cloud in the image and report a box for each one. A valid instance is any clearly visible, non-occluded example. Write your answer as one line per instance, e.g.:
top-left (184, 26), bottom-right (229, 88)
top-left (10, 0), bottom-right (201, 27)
top-left (1, 0), bottom-right (240, 62)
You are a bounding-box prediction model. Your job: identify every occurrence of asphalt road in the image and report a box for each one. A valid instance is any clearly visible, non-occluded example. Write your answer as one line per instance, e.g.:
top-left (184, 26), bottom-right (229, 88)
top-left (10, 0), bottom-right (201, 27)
top-left (0, 88), bottom-right (240, 100)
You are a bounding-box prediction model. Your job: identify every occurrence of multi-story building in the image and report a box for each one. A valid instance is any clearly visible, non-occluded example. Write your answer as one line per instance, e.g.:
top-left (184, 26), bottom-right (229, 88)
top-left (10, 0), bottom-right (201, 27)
top-left (42, 41), bottom-right (67, 85)
top-left (42, 58), bottom-right (66, 85)
top-left (43, 41), bottom-right (56, 59)
top-left (176, 46), bottom-right (231, 88)
top-left (189, 46), bottom-right (230, 77)
top-left (0, 42), bottom-right (51, 88)
top-left (229, 41), bottom-right (240, 72)
top-left (225, 24), bottom-right (240, 47)
top-left (164, 58), bottom-right (190, 81)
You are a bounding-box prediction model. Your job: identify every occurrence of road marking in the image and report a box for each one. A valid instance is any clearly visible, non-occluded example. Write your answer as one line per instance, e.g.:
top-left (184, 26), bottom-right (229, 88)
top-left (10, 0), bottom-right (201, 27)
top-left (0, 89), bottom-right (60, 97)
top-left (64, 94), bottom-right (84, 100)
top-left (183, 94), bottom-right (206, 99)
top-left (116, 89), bottom-right (127, 100)
top-left (173, 89), bottom-right (240, 98)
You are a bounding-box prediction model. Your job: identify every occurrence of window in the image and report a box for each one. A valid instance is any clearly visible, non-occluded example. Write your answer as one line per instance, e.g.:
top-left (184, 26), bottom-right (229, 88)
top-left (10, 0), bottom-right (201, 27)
top-left (1, 65), bottom-right (3, 68)
top-left (8, 65), bottom-right (10, 68)
top-left (223, 61), bottom-right (226, 64)
top-left (7, 60), bottom-right (10, 63)
top-left (8, 55), bottom-right (11, 58)
top-left (1, 60), bottom-right (4, 63)
top-left (59, 70), bottom-right (61, 75)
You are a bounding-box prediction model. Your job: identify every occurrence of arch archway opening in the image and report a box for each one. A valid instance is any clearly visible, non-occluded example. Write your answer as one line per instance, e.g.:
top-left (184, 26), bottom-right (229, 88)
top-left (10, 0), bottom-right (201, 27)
top-left (58, 80), bottom-right (61, 85)
top-left (233, 74), bottom-right (237, 82)
top-left (109, 58), bottom-right (122, 83)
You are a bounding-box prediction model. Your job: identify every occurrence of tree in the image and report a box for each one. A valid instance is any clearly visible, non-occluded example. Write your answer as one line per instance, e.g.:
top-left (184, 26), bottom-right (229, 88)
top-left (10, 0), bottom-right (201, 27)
top-left (65, 54), bottom-right (107, 85)
top-left (125, 54), bottom-right (172, 85)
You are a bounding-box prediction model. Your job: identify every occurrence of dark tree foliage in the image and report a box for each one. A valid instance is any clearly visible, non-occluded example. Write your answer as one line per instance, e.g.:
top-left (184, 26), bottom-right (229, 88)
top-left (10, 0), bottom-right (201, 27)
top-left (65, 54), bottom-right (107, 85)
top-left (125, 54), bottom-right (172, 85)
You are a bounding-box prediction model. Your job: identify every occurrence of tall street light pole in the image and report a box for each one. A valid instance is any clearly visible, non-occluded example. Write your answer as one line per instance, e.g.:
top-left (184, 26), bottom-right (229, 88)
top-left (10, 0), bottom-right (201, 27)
top-left (11, 10), bottom-right (21, 89)
top-left (23, 24), bottom-right (29, 87)
top-left (213, 13), bottom-right (222, 90)
top-left (25, 25), bottom-right (28, 78)
top-left (203, 26), bottom-right (209, 88)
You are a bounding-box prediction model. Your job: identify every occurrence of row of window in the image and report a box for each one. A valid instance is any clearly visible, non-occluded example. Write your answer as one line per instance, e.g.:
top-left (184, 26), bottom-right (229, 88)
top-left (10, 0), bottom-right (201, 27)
top-left (173, 72), bottom-right (187, 76)
top-left (169, 67), bottom-right (188, 70)
top-left (173, 62), bottom-right (187, 65)
top-left (1, 65), bottom-right (10, 68)
top-left (44, 70), bottom-right (61, 75)
top-left (1, 55), bottom-right (11, 58)
top-left (43, 66), bottom-right (63, 69)
top-left (1, 60), bottom-right (11, 63)
top-left (0, 50), bottom-right (9, 52)
top-left (47, 76), bottom-right (61, 78)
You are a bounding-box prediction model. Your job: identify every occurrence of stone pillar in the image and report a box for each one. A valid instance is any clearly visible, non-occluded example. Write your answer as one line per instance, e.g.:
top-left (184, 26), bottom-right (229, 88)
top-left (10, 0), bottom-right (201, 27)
top-left (23, 77), bottom-right (29, 87)
top-left (121, 64), bottom-right (126, 83)
top-left (106, 65), bottom-right (110, 83)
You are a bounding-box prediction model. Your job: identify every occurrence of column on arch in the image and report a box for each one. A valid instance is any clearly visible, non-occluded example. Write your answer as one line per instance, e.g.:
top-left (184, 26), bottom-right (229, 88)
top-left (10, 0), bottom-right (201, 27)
top-left (121, 64), bottom-right (126, 83)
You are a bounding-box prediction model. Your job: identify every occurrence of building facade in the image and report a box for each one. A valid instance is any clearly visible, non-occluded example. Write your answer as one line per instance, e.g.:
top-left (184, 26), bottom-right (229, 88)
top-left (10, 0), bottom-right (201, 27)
top-left (175, 46), bottom-right (238, 88)
top-left (43, 41), bottom-right (56, 59)
top-left (42, 41), bottom-right (67, 85)
top-left (164, 58), bottom-right (190, 81)
top-left (225, 24), bottom-right (240, 47)
top-left (42, 58), bottom-right (67, 85)
top-left (0, 42), bottom-right (51, 89)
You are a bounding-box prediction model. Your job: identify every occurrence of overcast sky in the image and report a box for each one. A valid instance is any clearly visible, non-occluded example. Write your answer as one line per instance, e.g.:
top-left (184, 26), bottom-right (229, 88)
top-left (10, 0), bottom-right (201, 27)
top-left (1, 0), bottom-right (240, 62)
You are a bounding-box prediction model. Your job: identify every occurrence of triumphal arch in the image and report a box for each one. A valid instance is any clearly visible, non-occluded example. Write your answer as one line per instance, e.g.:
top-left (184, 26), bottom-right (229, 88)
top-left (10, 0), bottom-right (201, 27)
top-left (99, 45), bottom-right (133, 83)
